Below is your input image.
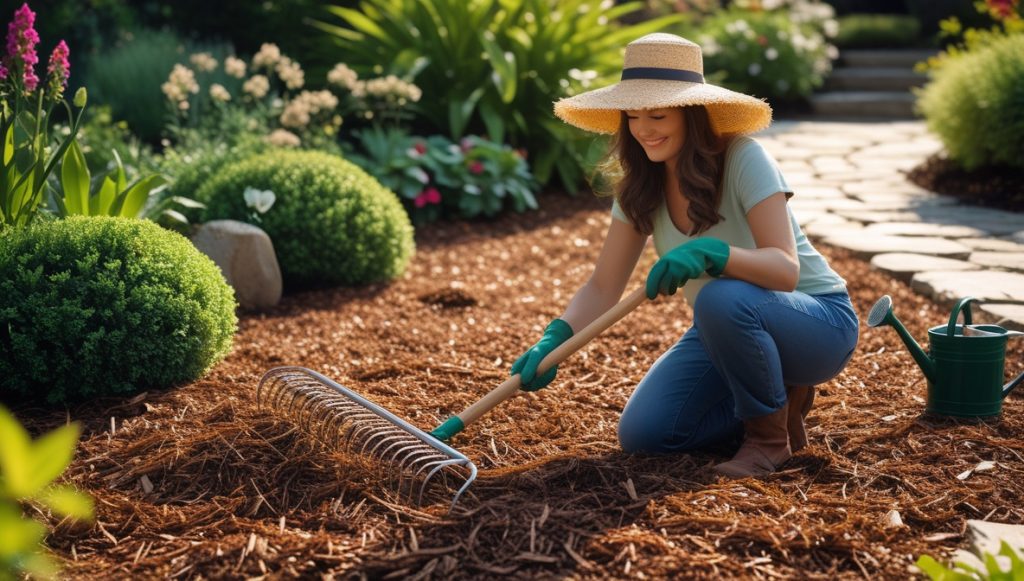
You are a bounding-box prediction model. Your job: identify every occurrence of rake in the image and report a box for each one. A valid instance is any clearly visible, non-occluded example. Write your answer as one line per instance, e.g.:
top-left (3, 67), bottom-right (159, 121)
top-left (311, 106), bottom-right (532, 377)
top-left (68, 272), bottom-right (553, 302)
top-left (256, 287), bottom-right (648, 509)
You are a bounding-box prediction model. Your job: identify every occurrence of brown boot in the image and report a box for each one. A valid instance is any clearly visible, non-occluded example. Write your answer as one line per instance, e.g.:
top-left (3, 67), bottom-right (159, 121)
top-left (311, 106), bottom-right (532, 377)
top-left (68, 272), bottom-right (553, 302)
top-left (713, 407), bottom-right (792, 478)
top-left (786, 385), bottom-right (815, 453)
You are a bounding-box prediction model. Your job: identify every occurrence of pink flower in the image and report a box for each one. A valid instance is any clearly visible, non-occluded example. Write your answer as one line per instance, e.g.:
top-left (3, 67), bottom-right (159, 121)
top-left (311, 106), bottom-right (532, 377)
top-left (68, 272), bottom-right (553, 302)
top-left (468, 161), bottom-right (484, 175)
top-left (414, 187), bottom-right (442, 208)
top-left (424, 187), bottom-right (441, 204)
top-left (0, 64), bottom-right (6, 80)
top-left (414, 142), bottom-right (427, 155)
top-left (5, 3), bottom-right (40, 91)
top-left (460, 137), bottom-right (474, 153)
top-left (46, 40), bottom-right (69, 97)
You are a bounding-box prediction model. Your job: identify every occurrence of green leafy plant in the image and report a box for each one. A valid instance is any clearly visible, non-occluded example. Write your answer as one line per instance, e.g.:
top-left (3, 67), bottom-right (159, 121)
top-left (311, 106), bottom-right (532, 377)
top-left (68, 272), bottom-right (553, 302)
top-left (198, 149), bottom-right (414, 287)
top-left (49, 140), bottom-right (202, 231)
top-left (698, 0), bottom-right (838, 101)
top-left (917, 541), bottom-right (1024, 580)
top-left (348, 127), bottom-right (538, 224)
top-left (316, 0), bottom-right (684, 191)
top-left (916, 33), bottom-right (1024, 170)
top-left (0, 3), bottom-right (87, 229)
top-left (0, 216), bottom-right (238, 404)
top-left (84, 28), bottom-right (234, 144)
top-left (0, 405), bottom-right (93, 581)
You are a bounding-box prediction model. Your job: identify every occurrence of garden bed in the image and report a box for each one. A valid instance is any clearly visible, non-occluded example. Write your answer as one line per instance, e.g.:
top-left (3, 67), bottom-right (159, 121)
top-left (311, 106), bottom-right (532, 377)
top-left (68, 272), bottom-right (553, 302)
top-left (19, 192), bottom-right (1024, 579)
top-left (907, 154), bottom-right (1024, 213)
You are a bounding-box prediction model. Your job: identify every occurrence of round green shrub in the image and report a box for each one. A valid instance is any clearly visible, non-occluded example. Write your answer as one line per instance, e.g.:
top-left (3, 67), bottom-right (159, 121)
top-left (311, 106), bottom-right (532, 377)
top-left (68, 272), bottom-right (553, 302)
top-left (917, 34), bottom-right (1024, 170)
top-left (0, 217), bottom-right (237, 404)
top-left (198, 150), bottom-right (415, 287)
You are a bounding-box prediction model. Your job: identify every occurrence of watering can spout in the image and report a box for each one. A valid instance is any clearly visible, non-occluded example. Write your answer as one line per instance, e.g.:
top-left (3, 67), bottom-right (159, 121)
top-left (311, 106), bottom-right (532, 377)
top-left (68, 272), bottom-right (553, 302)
top-left (867, 295), bottom-right (937, 383)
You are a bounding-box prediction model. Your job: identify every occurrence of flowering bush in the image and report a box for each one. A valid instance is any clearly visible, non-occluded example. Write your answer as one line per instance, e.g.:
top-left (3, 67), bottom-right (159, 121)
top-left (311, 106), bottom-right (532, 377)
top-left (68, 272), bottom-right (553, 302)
top-left (917, 0), bottom-right (1023, 72)
top-left (0, 2), bottom-right (86, 229)
top-left (698, 0), bottom-right (838, 100)
top-left (346, 127), bottom-right (538, 225)
top-left (161, 43), bottom-right (422, 152)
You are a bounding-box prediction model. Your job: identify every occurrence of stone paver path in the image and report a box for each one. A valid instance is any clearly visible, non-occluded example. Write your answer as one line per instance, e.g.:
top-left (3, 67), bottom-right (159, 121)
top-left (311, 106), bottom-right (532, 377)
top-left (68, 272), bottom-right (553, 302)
top-left (760, 121), bottom-right (1024, 329)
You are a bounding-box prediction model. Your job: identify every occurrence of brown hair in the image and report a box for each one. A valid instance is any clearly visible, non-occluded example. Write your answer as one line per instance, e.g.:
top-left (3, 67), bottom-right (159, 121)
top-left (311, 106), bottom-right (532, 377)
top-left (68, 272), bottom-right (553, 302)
top-left (612, 106), bottom-right (729, 236)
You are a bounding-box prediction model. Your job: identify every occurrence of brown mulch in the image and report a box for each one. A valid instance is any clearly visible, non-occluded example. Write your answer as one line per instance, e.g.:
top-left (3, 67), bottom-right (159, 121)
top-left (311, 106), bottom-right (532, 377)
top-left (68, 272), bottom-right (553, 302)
top-left (14, 192), bottom-right (1024, 580)
top-left (907, 153), bottom-right (1024, 213)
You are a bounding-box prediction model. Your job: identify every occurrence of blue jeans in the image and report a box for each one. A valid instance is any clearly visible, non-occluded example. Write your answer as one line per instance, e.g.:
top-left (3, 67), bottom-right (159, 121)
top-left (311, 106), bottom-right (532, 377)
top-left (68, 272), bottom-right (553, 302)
top-left (618, 279), bottom-right (859, 454)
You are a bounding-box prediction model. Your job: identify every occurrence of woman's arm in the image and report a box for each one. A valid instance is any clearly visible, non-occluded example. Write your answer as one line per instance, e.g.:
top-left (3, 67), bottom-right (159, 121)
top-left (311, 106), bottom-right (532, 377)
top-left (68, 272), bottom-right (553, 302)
top-left (560, 217), bottom-right (647, 332)
top-left (721, 192), bottom-right (800, 291)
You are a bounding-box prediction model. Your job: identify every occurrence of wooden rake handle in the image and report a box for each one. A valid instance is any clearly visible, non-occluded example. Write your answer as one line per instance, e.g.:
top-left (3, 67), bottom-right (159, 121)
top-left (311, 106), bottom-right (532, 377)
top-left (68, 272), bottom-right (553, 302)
top-left (431, 287), bottom-right (649, 440)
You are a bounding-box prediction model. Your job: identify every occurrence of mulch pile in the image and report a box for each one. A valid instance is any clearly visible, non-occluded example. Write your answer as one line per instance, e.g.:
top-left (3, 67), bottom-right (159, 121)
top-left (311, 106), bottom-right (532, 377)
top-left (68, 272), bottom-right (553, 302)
top-left (15, 192), bottom-right (1024, 579)
top-left (907, 154), bottom-right (1024, 213)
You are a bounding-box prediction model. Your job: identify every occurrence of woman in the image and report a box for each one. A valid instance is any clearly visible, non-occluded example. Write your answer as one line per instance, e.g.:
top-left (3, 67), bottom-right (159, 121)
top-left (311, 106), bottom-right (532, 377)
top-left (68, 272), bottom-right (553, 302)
top-left (510, 33), bottom-right (859, 478)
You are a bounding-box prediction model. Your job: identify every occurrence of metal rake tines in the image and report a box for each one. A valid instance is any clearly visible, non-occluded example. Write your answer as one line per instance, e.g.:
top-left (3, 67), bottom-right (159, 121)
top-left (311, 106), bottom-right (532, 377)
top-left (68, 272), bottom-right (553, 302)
top-left (256, 366), bottom-right (477, 509)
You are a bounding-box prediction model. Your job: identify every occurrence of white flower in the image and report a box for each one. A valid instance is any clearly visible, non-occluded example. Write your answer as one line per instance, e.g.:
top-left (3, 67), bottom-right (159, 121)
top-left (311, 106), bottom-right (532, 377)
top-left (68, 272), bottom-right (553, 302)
top-left (275, 57), bottom-right (305, 90)
top-left (161, 64), bottom-right (199, 103)
top-left (225, 56), bottom-right (247, 78)
top-left (252, 43), bottom-right (281, 69)
top-left (209, 83), bottom-right (231, 102)
top-left (189, 52), bottom-right (217, 72)
top-left (748, 63), bottom-right (762, 76)
top-left (243, 75), bottom-right (270, 99)
top-left (265, 129), bottom-right (301, 148)
top-left (244, 187), bottom-right (276, 214)
top-left (327, 63), bottom-right (359, 90)
top-left (824, 19), bottom-right (839, 38)
top-left (766, 48), bottom-right (779, 61)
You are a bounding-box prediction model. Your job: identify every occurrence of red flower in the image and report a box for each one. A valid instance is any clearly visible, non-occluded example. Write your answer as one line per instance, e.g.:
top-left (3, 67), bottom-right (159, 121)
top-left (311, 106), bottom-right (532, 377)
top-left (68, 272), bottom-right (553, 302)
top-left (414, 187), bottom-right (442, 208)
top-left (757, 35), bottom-right (768, 46)
top-left (468, 161), bottom-right (484, 175)
top-left (414, 142), bottom-right (427, 155)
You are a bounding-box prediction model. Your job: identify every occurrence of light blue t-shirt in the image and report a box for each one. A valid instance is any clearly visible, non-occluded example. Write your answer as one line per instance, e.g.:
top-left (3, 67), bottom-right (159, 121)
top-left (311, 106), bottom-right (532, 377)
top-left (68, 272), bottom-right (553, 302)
top-left (612, 136), bottom-right (847, 304)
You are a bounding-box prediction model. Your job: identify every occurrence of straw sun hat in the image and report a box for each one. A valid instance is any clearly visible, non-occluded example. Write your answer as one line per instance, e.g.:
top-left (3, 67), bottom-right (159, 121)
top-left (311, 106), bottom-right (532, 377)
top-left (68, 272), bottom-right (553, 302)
top-left (554, 33), bottom-right (772, 136)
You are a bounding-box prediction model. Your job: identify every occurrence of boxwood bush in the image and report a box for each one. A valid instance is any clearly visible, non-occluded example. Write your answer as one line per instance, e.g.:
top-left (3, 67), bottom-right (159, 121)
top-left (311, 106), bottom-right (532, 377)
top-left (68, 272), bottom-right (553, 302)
top-left (917, 34), bottom-right (1024, 170)
top-left (0, 217), bottom-right (237, 404)
top-left (199, 150), bottom-right (414, 287)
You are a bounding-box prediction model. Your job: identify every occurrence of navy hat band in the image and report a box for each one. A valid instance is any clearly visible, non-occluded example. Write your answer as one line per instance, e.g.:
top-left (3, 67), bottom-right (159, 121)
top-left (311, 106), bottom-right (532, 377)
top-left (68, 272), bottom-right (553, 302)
top-left (620, 67), bottom-right (705, 83)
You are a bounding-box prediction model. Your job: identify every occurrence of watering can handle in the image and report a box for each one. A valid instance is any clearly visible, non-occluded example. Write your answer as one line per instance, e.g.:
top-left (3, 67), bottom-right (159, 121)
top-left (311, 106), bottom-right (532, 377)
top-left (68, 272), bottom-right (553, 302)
top-left (946, 296), bottom-right (977, 337)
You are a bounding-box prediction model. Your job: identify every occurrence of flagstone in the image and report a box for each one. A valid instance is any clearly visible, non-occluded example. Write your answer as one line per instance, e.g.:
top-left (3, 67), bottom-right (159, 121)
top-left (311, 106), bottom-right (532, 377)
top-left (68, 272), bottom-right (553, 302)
top-left (959, 238), bottom-right (1024, 252)
top-left (911, 270), bottom-right (1024, 305)
top-left (968, 252), bottom-right (1024, 272)
top-left (824, 234), bottom-right (971, 259)
top-left (869, 253), bottom-right (979, 283)
top-left (864, 222), bottom-right (987, 238)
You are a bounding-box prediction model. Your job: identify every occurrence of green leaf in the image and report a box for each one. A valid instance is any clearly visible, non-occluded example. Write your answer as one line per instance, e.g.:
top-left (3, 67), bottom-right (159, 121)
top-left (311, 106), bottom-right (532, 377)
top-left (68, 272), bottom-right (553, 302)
top-left (481, 32), bottom-right (517, 103)
top-left (915, 554), bottom-right (979, 581)
top-left (478, 100), bottom-right (506, 144)
top-left (3, 122), bottom-right (12, 166)
top-left (0, 503), bottom-right (46, 558)
top-left (22, 422), bottom-right (80, 498)
top-left (19, 551), bottom-right (60, 581)
top-left (60, 140), bottom-right (90, 216)
top-left (449, 87), bottom-right (485, 139)
top-left (91, 175), bottom-right (117, 216)
top-left (0, 406), bottom-right (32, 498)
top-left (328, 6), bottom-right (389, 41)
top-left (113, 174), bottom-right (168, 218)
top-left (38, 485), bottom-right (93, 521)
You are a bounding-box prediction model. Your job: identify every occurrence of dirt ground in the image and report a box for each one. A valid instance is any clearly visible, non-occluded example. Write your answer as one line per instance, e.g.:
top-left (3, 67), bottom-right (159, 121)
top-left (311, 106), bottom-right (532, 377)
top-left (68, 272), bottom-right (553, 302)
top-left (17, 191), bottom-right (1024, 580)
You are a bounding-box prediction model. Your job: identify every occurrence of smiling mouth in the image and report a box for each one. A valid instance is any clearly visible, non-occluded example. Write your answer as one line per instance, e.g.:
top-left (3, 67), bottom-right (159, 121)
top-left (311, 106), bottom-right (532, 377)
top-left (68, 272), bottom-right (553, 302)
top-left (641, 138), bottom-right (667, 147)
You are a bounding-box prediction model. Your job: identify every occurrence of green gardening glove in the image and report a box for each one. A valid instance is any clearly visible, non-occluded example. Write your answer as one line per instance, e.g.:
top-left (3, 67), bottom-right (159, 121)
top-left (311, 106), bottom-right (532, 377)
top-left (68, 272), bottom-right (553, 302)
top-left (646, 237), bottom-right (730, 300)
top-left (510, 319), bottom-right (574, 391)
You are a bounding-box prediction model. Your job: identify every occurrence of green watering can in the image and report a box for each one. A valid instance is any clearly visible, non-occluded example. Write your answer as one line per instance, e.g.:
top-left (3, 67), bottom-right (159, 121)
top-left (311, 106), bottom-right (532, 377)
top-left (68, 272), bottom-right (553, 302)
top-left (868, 295), bottom-right (1024, 418)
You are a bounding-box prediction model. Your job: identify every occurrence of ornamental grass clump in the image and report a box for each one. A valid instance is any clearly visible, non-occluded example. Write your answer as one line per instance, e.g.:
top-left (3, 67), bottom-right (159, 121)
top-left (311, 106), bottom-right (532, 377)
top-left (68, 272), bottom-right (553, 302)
top-left (199, 150), bottom-right (414, 288)
top-left (916, 33), bottom-right (1024, 171)
top-left (0, 217), bottom-right (237, 405)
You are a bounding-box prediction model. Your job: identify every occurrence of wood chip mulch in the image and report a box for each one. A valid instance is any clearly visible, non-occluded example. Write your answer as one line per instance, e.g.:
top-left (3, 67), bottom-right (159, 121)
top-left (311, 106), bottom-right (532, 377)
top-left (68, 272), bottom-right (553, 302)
top-left (907, 153), bottom-right (1024, 213)
top-left (13, 192), bottom-right (1024, 580)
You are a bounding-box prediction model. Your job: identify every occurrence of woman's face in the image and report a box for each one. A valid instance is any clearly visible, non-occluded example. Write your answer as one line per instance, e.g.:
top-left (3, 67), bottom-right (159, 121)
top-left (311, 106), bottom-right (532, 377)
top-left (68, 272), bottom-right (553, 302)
top-left (625, 108), bottom-right (685, 165)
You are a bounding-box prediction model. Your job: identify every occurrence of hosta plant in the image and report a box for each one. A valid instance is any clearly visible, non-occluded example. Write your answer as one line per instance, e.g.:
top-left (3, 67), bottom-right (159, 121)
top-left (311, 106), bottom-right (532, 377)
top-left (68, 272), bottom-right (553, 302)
top-left (347, 126), bottom-right (538, 224)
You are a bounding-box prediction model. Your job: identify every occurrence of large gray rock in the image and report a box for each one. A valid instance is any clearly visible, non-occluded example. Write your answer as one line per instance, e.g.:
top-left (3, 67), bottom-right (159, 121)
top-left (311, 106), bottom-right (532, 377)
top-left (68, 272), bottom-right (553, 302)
top-left (870, 253), bottom-right (979, 283)
top-left (191, 220), bottom-right (282, 310)
top-left (911, 270), bottom-right (1024, 305)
